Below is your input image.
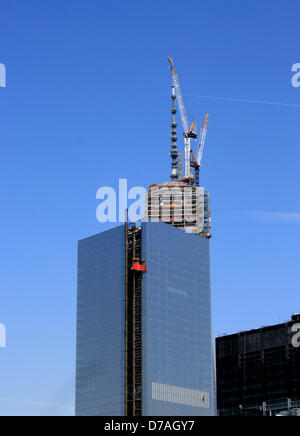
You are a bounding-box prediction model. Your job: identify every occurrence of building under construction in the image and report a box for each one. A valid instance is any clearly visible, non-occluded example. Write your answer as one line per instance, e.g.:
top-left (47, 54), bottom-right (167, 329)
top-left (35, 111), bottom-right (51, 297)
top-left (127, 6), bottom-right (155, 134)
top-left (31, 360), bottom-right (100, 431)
top-left (146, 182), bottom-right (211, 238)
top-left (146, 59), bottom-right (211, 239)
top-left (76, 59), bottom-right (215, 416)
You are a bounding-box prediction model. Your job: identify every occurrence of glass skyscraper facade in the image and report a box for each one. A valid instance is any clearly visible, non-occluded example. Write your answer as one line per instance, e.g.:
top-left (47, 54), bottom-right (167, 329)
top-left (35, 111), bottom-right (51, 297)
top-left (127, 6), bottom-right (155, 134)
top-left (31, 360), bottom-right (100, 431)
top-left (76, 222), bottom-right (215, 416)
top-left (76, 226), bottom-right (125, 416)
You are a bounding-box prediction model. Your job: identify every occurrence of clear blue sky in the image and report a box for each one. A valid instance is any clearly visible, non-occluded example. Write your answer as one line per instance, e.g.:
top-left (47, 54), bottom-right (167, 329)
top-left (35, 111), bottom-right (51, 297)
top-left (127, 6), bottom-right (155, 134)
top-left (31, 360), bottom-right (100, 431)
top-left (0, 0), bottom-right (299, 416)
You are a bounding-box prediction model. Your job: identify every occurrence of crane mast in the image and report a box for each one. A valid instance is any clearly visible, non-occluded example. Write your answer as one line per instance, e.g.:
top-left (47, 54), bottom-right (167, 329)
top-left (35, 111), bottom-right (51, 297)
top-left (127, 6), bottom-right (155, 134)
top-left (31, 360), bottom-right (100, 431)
top-left (168, 57), bottom-right (196, 178)
top-left (168, 57), bottom-right (189, 133)
top-left (197, 114), bottom-right (209, 166)
top-left (190, 114), bottom-right (209, 187)
top-left (168, 57), bottom-right (209, 185)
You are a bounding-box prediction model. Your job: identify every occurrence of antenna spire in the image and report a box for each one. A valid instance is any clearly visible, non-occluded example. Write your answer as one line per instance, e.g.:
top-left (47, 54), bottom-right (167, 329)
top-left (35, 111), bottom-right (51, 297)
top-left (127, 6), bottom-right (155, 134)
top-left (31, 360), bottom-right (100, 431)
top-left (170, 85), bottom-right (178, 180)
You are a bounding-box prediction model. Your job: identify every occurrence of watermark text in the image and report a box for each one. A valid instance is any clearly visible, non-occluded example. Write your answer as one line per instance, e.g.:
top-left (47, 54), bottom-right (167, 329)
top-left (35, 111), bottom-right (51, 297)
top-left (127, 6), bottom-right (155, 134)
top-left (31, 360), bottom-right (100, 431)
top-left (292, 324), bottom-right (300, 348)
top-left (291, 63), bottom-right (300, 88)
top-left (0, 63), bottom-right (6, 88)
top-left (0, 323), bottom-right (6, 348)
top-left (96, 179), bottom-right (204, 226)
top-left (96, 179), bottom-right (147, 223)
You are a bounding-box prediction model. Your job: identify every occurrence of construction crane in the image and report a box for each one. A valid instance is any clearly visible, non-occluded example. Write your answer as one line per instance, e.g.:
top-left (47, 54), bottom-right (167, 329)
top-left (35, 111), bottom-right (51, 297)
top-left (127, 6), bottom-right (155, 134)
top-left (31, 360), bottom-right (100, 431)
top-left (190, 114), bottom-right (209, 186)
top-left (168, 57), bottom-right (197, 179)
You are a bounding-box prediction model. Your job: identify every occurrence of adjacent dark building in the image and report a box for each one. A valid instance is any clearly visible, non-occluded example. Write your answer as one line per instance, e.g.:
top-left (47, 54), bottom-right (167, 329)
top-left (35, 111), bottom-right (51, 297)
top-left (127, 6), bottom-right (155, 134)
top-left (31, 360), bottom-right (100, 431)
top-left (216, 314), bottom-right (300, 416)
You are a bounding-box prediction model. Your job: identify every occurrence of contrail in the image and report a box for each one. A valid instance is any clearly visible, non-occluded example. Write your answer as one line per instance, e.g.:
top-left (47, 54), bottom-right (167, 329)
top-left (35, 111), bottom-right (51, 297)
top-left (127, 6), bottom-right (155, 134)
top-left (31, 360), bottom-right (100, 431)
top-left (184, 94), bottom-right (300, 108)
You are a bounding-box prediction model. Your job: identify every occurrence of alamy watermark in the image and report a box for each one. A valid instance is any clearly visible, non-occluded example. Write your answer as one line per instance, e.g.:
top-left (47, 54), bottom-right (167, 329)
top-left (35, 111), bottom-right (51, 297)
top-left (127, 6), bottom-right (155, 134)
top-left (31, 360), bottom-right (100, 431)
top-left (0, 323), bottom-right (6, 348)
top-left (0, 63), bottom-right (6, 88)
top-left (96, 179), bottom-right (147, 224)
top-left (291, 63), bottom-right (300, 88)
top-left (96, 178), bottom-right (203, 224)
top-left (291, 324), bottom-right (300, 348)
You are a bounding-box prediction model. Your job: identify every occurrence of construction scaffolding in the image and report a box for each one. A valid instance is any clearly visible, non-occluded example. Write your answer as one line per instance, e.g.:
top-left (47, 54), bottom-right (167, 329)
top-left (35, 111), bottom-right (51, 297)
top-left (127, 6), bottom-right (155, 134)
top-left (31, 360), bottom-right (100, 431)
top-left (125, 224), bottom-right (144, 416)
top-left (146, 181), bottom-right (211, 239)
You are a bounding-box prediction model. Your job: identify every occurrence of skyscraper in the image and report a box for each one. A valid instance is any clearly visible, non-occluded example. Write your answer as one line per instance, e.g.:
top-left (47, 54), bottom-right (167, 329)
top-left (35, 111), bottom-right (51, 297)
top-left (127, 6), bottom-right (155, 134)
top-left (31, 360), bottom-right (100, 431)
top-left (76, 59), bottom-right (215, 416)
top-left (76, 222), bottom-right (215, 416)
